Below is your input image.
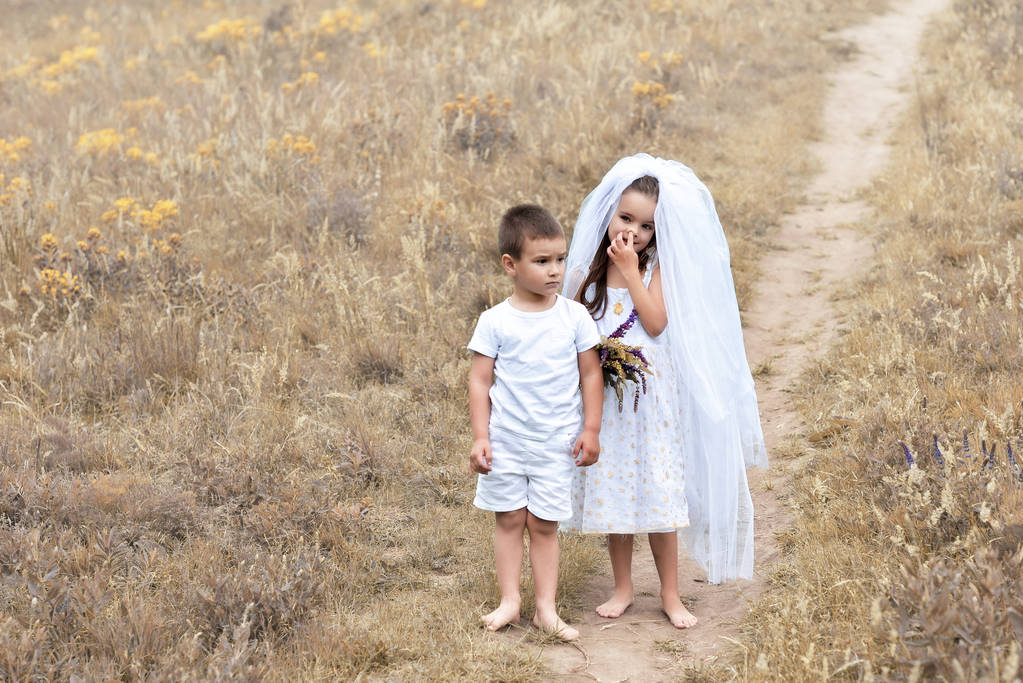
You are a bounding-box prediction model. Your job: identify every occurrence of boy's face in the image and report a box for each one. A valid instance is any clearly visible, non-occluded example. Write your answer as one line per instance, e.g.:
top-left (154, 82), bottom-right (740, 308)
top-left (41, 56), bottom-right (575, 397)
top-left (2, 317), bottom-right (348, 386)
top-left (607, 189), bottom-right (656, 254)
top-left (502, 235), bottom-right (567, 300)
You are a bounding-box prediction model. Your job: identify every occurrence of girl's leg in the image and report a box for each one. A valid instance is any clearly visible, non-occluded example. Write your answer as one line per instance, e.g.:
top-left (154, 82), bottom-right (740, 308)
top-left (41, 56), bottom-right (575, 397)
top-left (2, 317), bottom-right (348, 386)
top-left (596, 533), bottom-right (635, 618)
top-left (525, 511), bottom-right (579, 640)
top-left (648, 531), bottom-right (697, 628)
top-left (482, 508), bottom-right (527, 631)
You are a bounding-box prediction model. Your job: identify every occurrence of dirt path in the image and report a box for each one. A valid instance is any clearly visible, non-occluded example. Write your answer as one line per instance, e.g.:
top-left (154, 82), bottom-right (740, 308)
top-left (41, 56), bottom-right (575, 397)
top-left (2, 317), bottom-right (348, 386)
top-left (539, 0), bottom-right (950, 679)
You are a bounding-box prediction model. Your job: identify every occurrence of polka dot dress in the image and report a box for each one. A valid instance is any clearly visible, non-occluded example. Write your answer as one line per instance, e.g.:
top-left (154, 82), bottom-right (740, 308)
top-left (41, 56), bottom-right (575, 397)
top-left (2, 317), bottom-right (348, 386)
top-left (566, 268), bottom-right (689, 534)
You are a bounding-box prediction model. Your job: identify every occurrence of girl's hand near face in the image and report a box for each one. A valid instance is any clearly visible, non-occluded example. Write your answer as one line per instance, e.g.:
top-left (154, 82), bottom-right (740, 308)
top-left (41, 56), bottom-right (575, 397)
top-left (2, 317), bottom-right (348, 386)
top-left (607, 230), bottom-right (640, 275)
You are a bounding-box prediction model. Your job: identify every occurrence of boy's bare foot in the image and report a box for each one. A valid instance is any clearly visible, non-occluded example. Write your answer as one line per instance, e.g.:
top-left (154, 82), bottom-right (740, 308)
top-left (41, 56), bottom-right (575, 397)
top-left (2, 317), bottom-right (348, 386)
top-left (532, 613), bottom-right (580, 641)
top-left (481, 599), bottom-right (521, 631)
top-left (595, 588), bottom-right (634, 619)
top-left (661, 594), bottom-right (697, 629)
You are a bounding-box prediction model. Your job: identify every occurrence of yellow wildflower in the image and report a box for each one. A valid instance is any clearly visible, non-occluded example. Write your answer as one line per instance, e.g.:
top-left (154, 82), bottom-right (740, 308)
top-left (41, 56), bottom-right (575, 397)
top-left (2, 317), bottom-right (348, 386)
top-left (38, 80), bottom-right (63, 95)
top-left (363, 42), bottom-right (385, 59)
top-left (40, 233), bottom-right (58, 251)
top-left (87, 227), bottom-right (102, 241)
top-left (76, 128), bottom-right (124, 155)
top-left (153, 199), bottom-right (178, 219)
top-left (662, 51), bottom-right (683, 66)
top-left (137, 209), bottom-right (160, 229)
top-left (81, 27), bottom-right (102, 44)
top-left (122, 96), bottom-right (164, 113)
top-left (176, 71), bottom-right (204, 85)
top-left (196, 140), bottom-right (216, 157)
top-left (317, 9), bottom-right (363, 35)
top-left (653, 93), bottom-right (675, 108)
top-left (0, 136), bottom-right (31, 163)
top-left (7, 177), bottom-right (30, 193)
top-left (77, 240), bottom-right (89, 252)
top-left (196, 18), bottom-right (261, 43)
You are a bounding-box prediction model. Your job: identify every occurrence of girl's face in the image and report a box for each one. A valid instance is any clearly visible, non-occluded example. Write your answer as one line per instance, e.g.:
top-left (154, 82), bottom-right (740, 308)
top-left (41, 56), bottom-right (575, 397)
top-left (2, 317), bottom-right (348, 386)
top-left (607, 189), bottom-right (656, 254)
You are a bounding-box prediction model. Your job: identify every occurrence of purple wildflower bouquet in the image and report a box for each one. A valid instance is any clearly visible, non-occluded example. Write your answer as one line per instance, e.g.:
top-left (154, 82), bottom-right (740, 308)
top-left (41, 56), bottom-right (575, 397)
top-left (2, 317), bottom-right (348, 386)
top-left (598, 309), bottom-right (651, 412)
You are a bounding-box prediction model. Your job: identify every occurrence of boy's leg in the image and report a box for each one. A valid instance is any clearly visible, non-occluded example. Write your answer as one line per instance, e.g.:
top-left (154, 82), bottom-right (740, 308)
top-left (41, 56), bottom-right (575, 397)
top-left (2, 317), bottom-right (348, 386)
top-left (649, 531), bottom-right (697, 628)
top-left (482, 508), bottom-right (527, 631)
top-left (525, 511), bottom-right (579, 640)
top-left (596, 533), bottom-right (635, 618)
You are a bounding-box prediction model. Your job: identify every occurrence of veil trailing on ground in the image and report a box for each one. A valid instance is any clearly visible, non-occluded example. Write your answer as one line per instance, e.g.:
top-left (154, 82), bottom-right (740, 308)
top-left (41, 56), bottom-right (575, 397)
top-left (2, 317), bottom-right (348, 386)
top-left (564, 153), bottom-right (767, 584)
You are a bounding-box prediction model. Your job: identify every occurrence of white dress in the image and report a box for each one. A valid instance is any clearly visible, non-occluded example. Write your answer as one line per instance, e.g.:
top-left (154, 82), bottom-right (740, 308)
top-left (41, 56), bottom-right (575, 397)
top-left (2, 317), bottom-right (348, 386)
top-left (566, 265), bottom-right (689, 534)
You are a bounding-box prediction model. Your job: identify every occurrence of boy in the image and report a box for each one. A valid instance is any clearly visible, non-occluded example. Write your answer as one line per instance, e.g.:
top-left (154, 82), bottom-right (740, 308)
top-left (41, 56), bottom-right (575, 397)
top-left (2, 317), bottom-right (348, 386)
top-left (468, 204), bottom-right (603, 640)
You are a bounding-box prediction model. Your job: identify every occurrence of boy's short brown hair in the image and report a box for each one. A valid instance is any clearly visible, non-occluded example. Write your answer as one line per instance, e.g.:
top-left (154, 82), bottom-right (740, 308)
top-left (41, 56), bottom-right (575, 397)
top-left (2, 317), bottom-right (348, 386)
top-left (498, 204), bottom-right (564, 259)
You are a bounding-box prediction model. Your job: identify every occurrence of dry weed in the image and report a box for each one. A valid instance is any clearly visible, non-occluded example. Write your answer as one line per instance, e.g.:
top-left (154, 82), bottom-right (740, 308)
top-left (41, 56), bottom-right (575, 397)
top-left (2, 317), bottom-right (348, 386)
top-left (737, 1), bottom-right (1023, 679)
top-left (1, 0), bottom-right (882, 677)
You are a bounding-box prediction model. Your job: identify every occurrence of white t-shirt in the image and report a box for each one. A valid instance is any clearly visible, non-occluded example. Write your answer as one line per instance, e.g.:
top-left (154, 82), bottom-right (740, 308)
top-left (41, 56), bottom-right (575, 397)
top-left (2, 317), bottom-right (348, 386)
top-left (468, 295), bottom-right (600, 440)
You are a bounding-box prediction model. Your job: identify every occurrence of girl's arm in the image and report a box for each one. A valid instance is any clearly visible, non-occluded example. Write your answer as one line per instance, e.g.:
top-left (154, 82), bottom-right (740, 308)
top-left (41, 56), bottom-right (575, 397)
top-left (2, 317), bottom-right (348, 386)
top-left (609, 232), bottom-right (668, 336)
top-left (468, 353), bottom-right (495, 474)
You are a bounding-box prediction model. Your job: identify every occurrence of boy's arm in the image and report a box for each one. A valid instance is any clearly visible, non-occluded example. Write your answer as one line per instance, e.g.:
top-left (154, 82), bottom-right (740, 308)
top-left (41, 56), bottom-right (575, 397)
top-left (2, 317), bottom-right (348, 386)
top-left (574, 347), bottom-right (602, 466)
top-left (468, 352), bottom-right (496, 474)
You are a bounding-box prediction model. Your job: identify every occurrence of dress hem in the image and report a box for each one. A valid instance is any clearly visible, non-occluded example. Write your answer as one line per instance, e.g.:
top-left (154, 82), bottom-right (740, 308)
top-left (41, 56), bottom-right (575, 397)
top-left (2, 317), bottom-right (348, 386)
top-left (562, 522), bottom-right (690, 535)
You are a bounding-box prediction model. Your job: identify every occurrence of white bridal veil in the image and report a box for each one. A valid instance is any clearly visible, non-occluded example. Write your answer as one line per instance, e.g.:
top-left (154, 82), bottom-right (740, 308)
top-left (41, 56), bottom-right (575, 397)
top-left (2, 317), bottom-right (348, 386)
top-left (564, 153), bottom-right (767, 584)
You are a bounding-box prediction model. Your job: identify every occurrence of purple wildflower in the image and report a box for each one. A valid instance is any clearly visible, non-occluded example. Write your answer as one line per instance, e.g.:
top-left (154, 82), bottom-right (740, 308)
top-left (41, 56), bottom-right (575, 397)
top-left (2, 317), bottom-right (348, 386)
top-left (609, 309), bottom-right (639, 339)
top-left (599, 307), bottom-right (653, 413)
top-left (1013, 439), bottom-right (1023, 483)
top-left (963, 430), bottom-right (971, 458)
top-left (982, 441), bottom-right (995, 469)
top-left (900, 441), bottom-right (915, 467)
top-left (932, 435), bottom-right (945, 467)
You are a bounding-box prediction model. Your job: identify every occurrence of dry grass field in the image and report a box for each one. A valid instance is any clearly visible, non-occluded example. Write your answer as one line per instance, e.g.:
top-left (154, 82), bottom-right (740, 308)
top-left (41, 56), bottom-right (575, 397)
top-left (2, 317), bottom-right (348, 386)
top-left (11, 0), bottom-right (1018, 679)
top-left (738, 1), bottom-right (1023, 680)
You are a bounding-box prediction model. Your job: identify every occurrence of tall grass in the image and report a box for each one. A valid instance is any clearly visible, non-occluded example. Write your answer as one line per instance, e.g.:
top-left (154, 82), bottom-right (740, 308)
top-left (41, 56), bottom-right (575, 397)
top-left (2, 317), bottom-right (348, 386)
top-left (737, 1), bottom-right (1023, 679)
top-left (2, 0), bottom-right (882, 677)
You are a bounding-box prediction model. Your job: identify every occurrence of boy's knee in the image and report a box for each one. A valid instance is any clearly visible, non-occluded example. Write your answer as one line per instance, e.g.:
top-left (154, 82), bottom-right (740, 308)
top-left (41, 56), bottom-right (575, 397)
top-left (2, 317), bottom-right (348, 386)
top-left (525, 511), bottom-right (559, 536)
top-left (495, 508), bottom-right (528, 529)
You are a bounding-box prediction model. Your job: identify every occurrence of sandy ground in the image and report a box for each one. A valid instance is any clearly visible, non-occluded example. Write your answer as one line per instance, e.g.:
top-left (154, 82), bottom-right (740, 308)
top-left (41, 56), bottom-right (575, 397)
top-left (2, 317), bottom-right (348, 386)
top-left (531, 0), bottom-right (952, 679)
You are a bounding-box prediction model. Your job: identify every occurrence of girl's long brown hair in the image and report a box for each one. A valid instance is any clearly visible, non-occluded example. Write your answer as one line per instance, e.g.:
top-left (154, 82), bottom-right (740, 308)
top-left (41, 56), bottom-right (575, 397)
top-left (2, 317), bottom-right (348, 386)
top-left (577, 175), bottom-right (659, 319)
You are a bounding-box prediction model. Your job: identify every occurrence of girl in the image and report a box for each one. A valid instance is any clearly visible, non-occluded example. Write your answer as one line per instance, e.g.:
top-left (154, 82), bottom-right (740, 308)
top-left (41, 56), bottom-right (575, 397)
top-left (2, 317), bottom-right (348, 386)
top-left (563, 154), bottom-right (766, 629)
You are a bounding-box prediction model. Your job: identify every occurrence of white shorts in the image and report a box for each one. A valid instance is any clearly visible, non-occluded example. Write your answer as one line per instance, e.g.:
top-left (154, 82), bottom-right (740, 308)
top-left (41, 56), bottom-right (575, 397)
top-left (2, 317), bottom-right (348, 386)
top-left (474, 427), bottom-right (577, 522)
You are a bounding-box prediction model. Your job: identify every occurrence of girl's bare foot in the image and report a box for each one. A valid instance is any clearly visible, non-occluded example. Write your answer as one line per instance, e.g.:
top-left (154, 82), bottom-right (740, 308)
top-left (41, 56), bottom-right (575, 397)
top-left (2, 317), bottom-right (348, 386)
top-left (661, 594), bottom-right (697, 629)
top-left (595, 588), bottom-right (634, 618)
top-left (481, 599), bottom-right (521, 631)
top-left (532, 613), bottom-right (580, 641)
